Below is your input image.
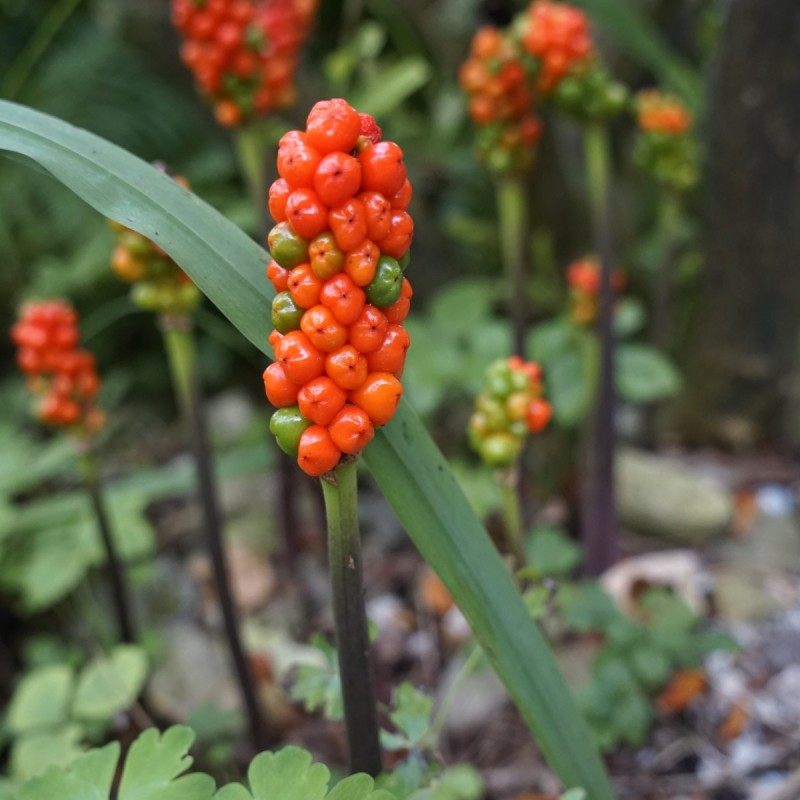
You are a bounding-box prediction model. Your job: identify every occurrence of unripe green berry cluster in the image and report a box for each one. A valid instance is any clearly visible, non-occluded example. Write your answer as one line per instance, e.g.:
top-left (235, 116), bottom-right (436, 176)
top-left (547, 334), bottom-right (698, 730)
top-left (468, 356), bottom-right (552, 468)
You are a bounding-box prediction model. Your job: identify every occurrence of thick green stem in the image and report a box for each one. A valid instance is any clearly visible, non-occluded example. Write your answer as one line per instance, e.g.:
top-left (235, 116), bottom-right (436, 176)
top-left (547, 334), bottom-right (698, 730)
top-left (76, 447), bottom-right (136, 644)
top-left (496, 178), bottom-right (530, 357)
top-left (235, 122), bottom-right (273, 233)
top-left (499, 470), bottom-right (527, 569)
top-left (321, 459), bottom-right (382, 776)
top-left (160, 318), bottom-right (272, 753)
top-left (581, 122), bottom-right (619, 577)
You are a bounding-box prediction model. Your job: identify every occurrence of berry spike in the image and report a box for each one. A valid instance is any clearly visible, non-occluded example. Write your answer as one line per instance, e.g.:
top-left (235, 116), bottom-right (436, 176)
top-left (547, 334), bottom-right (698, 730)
top-left (264, 99), bottom-right (413, 477)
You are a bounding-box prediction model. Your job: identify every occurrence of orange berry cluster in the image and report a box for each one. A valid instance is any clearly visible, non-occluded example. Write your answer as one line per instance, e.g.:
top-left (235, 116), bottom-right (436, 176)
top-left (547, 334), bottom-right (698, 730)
top-left (633, 90), bottom-right (698, 191)
top-left (263, 99), bottom-right (413, 477)
top-left (521, 0), bottom-right (593, 93)
top-left (459, 26), bottom-right (542, 175)
top-left (636, 90), bottom-right (691, 136)
top-left (567, 257), bottom-right (626, 325)
top-left (11, 300), bottom-right (104, 432)
top-left (172, 0), bottom-right (318, 127)
top-left (109, 176), bottom-right (201, 316)
top-left (468, 356), bottom-right (552, 468)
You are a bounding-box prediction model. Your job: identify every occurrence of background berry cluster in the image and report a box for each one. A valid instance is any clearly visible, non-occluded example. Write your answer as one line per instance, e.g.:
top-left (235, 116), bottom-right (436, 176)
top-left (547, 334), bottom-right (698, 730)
top-left (11, 301), bottom-right (104, 432)
top-left (263, 99), bottom-right (414, 477)
top-left (172, 0), bottom-right (318, 127)
top-left (468, 356), bottom-right (552, 468)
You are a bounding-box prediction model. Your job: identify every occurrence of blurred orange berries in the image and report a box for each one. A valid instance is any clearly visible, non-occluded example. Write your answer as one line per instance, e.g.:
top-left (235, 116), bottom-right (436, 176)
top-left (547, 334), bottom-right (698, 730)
top-left (11, 300), bottom-right (105, 433)
top-left (459, 25), bottom-right (542, 175)
top-left (636, 89), bottom-right (692, 136)
top-left (521, 0), bottom-right (593, 92)
top-left (172, 0), bottom-right (318, 126)
top-left (567, 257), bottom-right (626, 325)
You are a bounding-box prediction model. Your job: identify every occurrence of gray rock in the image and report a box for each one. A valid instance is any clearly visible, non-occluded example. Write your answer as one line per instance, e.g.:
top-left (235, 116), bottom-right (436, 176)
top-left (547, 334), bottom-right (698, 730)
top-left (147, 622), bottom-right (239, 722)
top-left (617, 448), bottom-right (734, 543)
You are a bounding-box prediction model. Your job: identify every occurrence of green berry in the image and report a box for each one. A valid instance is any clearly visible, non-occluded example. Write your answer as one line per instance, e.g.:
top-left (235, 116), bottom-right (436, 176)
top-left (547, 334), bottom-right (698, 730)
top-left (269, 406), bottom-right (312, 456)
top-left (268, 222), bottom-right (308, 270)
top-left (480, 432), bottom-right (523, 468)
top-left (365, 255), bottom-right (403, 308)
top-left (271, 291), bottom-right (304, 333)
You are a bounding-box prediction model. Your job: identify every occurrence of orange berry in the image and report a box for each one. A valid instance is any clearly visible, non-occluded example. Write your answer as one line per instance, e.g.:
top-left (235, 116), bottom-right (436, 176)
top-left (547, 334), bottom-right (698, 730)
top-left (350, 372), bottom-right (403, 425)
top-left (389, 179), bottom-right (413, 211)
top-left (313, 151), bottom-right (362, 208)
top-left (275, 330), bottom-right (325, 384)
top-left (378, 210), bottom-right (414, 259)
top-left (359, 141), bottom-right (407, 197)
top-left (297, 376), bottom-right (347, 426)
top-left (348, 305), bottom-right (388, 353)
top-left (285, 188), bottom-right (329, 240)
top-left (277, 134), bottom-right (321, 189)
top-left (319, 273), bottom-right (366, 326)
top-left (328, 404), bottom-right (375, 454)
top-left (305, 98), bottom-right (361, 154)
top-left (325, 345), bottom-right (368, 391)
top-left (526, 398), bottom-right (552, 433)
top-left (384, 278), bottom-right (413, 324)
top-left (267, 260), bottom-right (290, 292)
top-left (268, 178), bottom-right (292, 222)
top-left (297, 425), bottom-right (342, 477)
top-left (344, 239), bottom-right (380, 287)
top-left (263, 362), bottom-right (301, 407)
top-left (300, 304), bottom-right (349, 352)
top-left (329, 197), bottom-right (368, 252)
top-left (287, 263), bottom-right (323, 308)
top-left (365, 324), bottom-right (410, 373)
top-left (359, 191), bottom-right (393, 241)
top-left (308, 232), bottom-right (345, 281)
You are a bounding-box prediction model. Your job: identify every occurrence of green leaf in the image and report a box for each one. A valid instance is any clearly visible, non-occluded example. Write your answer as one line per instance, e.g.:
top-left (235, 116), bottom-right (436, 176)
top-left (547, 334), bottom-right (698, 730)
top-left (11, 725), bottom-right (85, 782)
top-left (219, 747), bottom-right (393, 800)
top-left (561, 791), bottom-right (587, 800)
top-left (526, 317), bottom-right (572, 365)
top-left (522, 526), bottom-right (582, 579)
top-left (351, 57), bottom-right (432, 118)
top-left (612, 297), bottom-right (646, 338)
top-left (290, 634), bottom-right (344, 722)
top-left (0, 100), bottom-right (615, 800)
top-left (409, 765), bottom-right (483, 800)
top-left (616, 343), bottom-right (681, 403)
top-left (19, 726), bottom-right (214, 800)
top-left (387, 683), bottom-right (433, 749)
top-left (7, 664), bottom-right (74, 734)
top-left (119, 726), bottom-right (215, 800)
top-left (546, 332), bottom-right (597, 427)
top-left (72, 645), bottom-right (148, 722)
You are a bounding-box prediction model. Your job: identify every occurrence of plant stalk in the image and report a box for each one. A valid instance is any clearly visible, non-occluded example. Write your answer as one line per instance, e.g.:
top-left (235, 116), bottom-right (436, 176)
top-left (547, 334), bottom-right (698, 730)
top-left (581, 121), bottom-right (619, 576)
top-left (643, 190), bottom-right (682, 448)
top-left (76, 446), bottom-right (136, 644)
top-left (498, 468), bottom-right (527, 569)
top-left (160, 317), bottom-right (272, 753)
top-left (496, 177), bottom-right (530, 357)
top-left (321, 459), bottom-right (382, 776)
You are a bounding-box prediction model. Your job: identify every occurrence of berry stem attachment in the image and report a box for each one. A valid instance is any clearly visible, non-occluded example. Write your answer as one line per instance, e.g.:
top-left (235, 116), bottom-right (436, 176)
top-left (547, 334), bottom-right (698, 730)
top-left (581, 121), bottom-right (619, 576)
top-left (496, 177), bottom-right (531, 357)
top-left (161, 318), bottom-right (273, 754)
top-left (320, 458), bottom-right (382, 776)
top-left (498, 467), bottom-right (527, 569)
top-left (76, 446), bottom-right (136, 644)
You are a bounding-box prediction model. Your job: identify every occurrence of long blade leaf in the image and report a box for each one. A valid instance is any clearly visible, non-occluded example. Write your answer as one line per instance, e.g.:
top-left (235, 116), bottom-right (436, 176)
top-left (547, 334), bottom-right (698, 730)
top-left (0, 100), bottom-right (614, 799)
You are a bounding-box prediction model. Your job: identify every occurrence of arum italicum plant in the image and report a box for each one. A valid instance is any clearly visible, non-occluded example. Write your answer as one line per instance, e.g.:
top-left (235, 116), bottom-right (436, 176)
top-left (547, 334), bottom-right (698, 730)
top-left (0, 99), bottom-right (617, 798)
top-left (263, 98), bottom-right (412, 775)
top-left (10, 300), bottom-right (136, 646)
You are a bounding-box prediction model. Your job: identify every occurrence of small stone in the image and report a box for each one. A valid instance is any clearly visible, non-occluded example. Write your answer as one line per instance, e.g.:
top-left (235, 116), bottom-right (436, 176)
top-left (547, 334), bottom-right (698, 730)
top-left (617, 448), bottom-right (734, 543)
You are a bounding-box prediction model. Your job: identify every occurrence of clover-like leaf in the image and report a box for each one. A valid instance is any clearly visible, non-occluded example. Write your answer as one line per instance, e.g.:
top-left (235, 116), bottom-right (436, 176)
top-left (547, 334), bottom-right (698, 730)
top-left (19, 726), bottom-right (214, 800)
top-left (216, 747), bottom-right (395, 800)
top-left (72, 645), bottom-right (148, 722)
